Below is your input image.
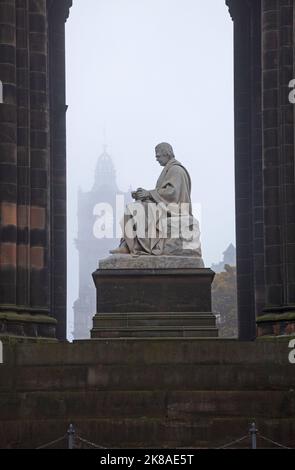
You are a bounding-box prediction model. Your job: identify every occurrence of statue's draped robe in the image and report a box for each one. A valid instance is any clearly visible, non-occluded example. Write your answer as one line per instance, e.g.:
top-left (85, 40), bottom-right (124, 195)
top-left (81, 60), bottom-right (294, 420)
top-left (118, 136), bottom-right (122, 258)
top-left (122, 158), bottom-right (202, 257)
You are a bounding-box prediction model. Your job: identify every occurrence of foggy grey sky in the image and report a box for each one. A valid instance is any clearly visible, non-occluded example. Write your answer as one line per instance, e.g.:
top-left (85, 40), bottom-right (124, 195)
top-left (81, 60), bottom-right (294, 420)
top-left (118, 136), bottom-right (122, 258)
top-left (66, 0), bottom-right (235, 336)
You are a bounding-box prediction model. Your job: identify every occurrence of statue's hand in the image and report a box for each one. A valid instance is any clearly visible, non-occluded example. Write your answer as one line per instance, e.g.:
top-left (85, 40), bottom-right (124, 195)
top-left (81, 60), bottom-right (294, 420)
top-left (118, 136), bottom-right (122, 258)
top-left (136, 188), bottom-right (151, 201)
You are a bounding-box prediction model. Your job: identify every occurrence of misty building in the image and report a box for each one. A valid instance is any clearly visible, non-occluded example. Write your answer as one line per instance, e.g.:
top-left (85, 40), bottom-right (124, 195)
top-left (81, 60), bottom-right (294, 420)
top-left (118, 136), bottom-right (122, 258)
top-left (211, 244), bottom-right (236, 273)
top-left (73, 148), bottom-right (130, 339)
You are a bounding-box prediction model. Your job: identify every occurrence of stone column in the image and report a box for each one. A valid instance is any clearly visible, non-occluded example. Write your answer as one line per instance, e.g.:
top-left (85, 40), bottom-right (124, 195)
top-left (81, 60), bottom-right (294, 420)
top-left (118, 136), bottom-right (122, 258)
top-left (257, 0), bottom-right (295, 335)
top-left (47, 0), bottom-right (72, 340)
top-left (0, 0), bottom-right (71, 339)
top-left (227, 0), bottom-right (263, 340)
top-left (0, 0), bottom-right (18, 310)
top-left (28, 0), bottom-right (50, 312)
top-left (16, 0), bottom-right (30, 309)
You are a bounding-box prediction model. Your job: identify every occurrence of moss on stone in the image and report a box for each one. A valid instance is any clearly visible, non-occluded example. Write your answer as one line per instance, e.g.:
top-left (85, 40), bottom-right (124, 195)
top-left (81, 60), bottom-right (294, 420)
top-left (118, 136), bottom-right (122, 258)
top-left (256, 312), bottom-right (295, 323)
top-left (0, 312), bottom-right (57, 324)
top-left (257, 335), bottom-right (295, 342)
top-left (0, 335), bottom-right (58, 345)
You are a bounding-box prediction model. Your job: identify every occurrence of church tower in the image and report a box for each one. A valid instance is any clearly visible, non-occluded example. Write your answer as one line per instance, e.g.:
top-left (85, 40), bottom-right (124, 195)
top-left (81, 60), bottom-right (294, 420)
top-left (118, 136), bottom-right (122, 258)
top-left (73, 147), bottom-right (130, 339)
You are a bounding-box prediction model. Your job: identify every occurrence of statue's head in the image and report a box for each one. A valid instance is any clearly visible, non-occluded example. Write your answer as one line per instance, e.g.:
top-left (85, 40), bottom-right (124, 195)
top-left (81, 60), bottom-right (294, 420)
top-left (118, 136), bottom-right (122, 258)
top-left (155, 142), bottom-right (175, 167)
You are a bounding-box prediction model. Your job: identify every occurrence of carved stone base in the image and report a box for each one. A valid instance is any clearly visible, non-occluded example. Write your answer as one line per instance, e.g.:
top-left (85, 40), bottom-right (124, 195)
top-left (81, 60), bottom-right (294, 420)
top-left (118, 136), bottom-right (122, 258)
top-left (92, 313), bottom-right (218, 338)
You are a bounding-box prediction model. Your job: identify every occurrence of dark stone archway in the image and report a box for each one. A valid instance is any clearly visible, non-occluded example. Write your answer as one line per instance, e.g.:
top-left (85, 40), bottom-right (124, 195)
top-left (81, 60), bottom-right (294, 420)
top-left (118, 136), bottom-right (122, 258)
top-left (0, 0), bottom-right (294, 341)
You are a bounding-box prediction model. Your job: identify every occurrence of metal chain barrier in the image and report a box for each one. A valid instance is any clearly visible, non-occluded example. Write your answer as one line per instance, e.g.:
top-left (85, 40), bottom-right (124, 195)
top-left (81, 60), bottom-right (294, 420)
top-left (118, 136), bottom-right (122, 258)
top-left (35, 425), bottom-right (106, 450)
top-left (35, 423), bottom-right (294, 450)
top-left (216, 422), bottom-right (295, 450)
top-left (258, 434), bottom-right (292, 450)
top-left (75, 435), bottom-right (107, 449)
top-left (216, 435), bottom-right (249, 449)
top-left (36, 435), bottom-right (67, 450)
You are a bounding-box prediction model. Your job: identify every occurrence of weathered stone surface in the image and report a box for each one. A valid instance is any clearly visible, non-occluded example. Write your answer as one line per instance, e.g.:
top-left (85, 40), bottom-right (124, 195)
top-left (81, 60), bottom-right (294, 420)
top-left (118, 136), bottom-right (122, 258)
top-left (228, 0), bottom-right (295, 339)
top-left (93, 313), bottom-right (217, 328)
top-left (92, 326), bottom-right (219, 339)
top-left (0, 0), bottom-right (71, 340)
top-left (92, 265), bottom-right (217, 338)
top-left (0, 339), bottom-right (294, 448)
top-left (99, 254), bottom-right (205, 270)
top-left (2, 338), bottom-right (292, 367)
top-left (0, 390), bottom-right (294, 421)
top-left (92, 312), bottom-right (218, 338)
top-left (0, 312), bottom-right (57, 339)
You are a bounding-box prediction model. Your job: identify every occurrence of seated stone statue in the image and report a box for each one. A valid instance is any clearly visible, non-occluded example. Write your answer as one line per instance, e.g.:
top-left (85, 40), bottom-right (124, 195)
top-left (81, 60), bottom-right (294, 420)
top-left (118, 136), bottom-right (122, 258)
top-left (111, 142), bottom-right (202, 258)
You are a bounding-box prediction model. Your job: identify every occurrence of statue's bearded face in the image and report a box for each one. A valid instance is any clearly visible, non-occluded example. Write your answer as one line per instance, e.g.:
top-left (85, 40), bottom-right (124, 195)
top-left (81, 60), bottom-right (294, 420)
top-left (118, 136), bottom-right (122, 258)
top-left (156, 149), bottom-right (171, 167)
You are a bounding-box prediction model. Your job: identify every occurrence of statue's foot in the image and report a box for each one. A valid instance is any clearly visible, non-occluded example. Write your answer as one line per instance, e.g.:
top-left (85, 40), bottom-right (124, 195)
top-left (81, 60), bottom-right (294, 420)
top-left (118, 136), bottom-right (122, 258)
top-left (110, 246), bottom-right (130, 255)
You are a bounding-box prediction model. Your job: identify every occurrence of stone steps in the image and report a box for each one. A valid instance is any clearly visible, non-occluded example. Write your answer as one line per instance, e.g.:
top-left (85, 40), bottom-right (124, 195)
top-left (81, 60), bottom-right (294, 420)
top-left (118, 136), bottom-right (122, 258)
top-left (4, 339), bottom-right (291, 366)
top-left (1, 363), bottom-right (294, 392)
top-left (0, 390), bottom-right (294, 420)
top-left (0, 339), bottom-right (294, 448)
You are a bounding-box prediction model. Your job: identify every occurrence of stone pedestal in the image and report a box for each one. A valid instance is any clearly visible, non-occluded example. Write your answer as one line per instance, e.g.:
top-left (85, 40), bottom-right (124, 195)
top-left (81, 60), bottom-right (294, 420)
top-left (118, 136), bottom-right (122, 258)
top-left (91, 255), bottom-right (218, 338)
